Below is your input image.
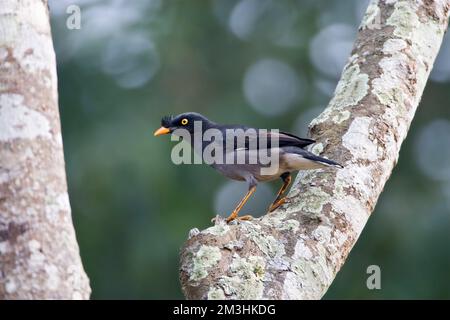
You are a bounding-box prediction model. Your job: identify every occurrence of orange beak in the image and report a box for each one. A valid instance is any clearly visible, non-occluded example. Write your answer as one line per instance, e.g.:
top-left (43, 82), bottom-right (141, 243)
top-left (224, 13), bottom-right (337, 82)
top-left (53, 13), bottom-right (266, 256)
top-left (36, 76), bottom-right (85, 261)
top-left (154, 126), bottom-right (171, 136)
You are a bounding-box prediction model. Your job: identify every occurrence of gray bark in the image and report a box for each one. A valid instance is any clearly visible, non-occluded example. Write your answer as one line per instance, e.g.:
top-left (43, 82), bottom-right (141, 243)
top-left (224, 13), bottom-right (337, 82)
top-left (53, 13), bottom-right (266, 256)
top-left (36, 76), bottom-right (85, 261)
top-left (0, 0), bottom-right (91, 299)
top-left (179, 0), bottom-right (450, 300)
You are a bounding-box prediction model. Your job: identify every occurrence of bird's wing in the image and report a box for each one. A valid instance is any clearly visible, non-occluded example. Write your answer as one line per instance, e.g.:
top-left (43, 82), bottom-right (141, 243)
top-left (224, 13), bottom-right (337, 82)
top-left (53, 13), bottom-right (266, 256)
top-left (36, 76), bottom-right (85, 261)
top-left (274, 131), bottom-right (315, 148)
top-left (219, 126), bottom-right (315, 151)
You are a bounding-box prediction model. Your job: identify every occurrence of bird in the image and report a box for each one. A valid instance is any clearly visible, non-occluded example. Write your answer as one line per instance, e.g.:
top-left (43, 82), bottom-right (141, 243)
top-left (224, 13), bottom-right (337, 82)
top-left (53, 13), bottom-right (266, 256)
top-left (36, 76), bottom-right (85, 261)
top-left (154, 112), bottom-right (343, 223)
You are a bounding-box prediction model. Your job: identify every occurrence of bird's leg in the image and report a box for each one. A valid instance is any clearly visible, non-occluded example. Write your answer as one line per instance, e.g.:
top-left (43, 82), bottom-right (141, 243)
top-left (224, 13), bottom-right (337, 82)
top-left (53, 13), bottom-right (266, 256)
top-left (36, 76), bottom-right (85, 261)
top-left (225, 185), bottom-right (256, 223)
top-left (269, 173), bottom-right (291, 212)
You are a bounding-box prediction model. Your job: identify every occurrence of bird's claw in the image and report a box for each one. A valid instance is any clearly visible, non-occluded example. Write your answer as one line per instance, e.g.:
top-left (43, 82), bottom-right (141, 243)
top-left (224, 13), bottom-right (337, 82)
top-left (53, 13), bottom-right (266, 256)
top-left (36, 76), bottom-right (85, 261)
top-left (226, 214), bottom-right (254, 224)
top-left (268, 197), bottom-right (290, 212)
top-left (211, 214), bottom-right (253, 225)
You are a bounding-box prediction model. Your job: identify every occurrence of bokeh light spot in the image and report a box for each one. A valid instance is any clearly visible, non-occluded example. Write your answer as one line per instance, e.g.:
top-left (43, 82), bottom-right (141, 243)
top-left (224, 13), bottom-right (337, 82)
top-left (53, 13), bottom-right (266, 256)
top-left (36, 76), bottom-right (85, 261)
top-left (243, 58), bottom-right (304, 116)
top-left (309, 23), bottom-right (355, 79)
top-left (101, 33), bottom-right (159, 89)
top-left (414, 119), bottom-right (450, 181)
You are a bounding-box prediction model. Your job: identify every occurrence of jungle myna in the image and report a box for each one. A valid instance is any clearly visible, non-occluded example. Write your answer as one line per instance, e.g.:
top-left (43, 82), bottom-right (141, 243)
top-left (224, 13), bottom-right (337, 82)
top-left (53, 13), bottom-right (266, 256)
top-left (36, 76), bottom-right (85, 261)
top-left (154, 112), bottom-right (342, 223)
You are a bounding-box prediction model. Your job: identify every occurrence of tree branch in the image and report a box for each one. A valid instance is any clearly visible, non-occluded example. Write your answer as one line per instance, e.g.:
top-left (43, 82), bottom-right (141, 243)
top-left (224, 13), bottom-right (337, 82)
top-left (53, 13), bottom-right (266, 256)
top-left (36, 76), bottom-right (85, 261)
top-left (179, 0), bottom-right (450, 300)
top-left (0, 1), bottom-right (91, 299)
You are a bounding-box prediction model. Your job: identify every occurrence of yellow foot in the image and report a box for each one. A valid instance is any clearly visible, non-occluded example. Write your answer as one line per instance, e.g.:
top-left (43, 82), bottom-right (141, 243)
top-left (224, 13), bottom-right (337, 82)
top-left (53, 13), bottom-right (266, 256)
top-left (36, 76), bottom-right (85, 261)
top-left (226, 214), bottom-right (254, 224)
top-left (268, 197), bottom-right (287, 212)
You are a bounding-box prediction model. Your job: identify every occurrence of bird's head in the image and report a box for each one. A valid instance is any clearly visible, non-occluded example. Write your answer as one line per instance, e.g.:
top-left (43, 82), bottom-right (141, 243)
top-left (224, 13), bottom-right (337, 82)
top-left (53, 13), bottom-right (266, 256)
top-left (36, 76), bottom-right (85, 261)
top-left (154, 112), bottom-right (212, 136)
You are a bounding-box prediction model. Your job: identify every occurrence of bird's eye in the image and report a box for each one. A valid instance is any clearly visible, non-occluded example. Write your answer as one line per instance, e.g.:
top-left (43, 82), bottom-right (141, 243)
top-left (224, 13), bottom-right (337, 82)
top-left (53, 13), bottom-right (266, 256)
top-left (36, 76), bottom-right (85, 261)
top-left (181, 118), bottom-right (188, 125)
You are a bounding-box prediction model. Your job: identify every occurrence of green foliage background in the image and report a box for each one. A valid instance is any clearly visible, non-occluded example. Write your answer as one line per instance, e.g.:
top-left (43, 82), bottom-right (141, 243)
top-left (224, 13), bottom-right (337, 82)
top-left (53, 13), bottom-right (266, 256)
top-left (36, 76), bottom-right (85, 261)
top-left (49, 0), bottom-right (450, 299)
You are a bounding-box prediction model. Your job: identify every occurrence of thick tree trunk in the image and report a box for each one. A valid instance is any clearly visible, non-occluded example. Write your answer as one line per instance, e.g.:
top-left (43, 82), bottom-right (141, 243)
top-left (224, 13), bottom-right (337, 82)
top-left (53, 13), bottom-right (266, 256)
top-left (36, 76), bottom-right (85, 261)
top-left (180, 0), bottom-right (450, 300)
top-left (0, 0), bottom-right (91, 299)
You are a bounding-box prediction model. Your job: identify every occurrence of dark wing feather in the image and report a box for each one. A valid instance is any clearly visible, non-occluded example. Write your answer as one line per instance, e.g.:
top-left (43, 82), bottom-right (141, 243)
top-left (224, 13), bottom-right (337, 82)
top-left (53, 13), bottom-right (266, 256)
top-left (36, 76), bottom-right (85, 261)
top-left (276, 131), bottom-right (315, 148)
top-left (301, 153), bottom-right (343, 168)
top-left (218, 125), bottom-right (315, 151)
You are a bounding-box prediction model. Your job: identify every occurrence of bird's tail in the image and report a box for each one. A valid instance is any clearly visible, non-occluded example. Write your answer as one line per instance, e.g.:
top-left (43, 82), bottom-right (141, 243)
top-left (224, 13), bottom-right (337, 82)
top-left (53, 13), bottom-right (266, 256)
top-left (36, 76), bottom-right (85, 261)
top-left (303, 154), bottom-right (344, 169)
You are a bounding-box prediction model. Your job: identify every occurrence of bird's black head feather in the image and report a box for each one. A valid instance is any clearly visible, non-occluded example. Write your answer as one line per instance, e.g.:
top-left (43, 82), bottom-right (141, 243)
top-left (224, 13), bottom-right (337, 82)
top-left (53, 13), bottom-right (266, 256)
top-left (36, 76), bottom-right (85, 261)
top-left (160, 112), bottom-right (213, 133)
top-left (161, 115), bottom-right (173, 127)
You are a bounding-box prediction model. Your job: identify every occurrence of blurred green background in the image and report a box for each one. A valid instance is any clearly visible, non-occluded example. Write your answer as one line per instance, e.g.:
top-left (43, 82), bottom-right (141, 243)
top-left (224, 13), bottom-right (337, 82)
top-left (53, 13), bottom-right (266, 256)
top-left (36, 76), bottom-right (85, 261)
top-left (48, 0), bottom-right (450, 299)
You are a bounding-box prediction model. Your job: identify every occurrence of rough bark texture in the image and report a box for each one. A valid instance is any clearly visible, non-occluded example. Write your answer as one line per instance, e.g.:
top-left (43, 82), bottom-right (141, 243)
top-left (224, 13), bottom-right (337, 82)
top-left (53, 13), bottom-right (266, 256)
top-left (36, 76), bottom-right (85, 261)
top-left (180, 0), bottom-right (450, 300)
top-left (0, 0), bottom-right (91, 299)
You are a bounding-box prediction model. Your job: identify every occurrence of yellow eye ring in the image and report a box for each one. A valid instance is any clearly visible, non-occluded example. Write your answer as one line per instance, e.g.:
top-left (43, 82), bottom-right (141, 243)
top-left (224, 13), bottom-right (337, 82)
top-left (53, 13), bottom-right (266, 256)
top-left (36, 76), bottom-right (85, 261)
top-left (181, 118), bottom-right (188, 125)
